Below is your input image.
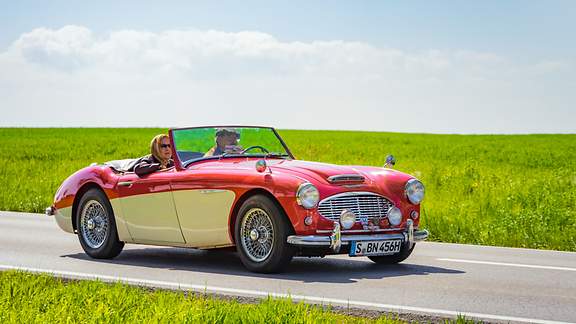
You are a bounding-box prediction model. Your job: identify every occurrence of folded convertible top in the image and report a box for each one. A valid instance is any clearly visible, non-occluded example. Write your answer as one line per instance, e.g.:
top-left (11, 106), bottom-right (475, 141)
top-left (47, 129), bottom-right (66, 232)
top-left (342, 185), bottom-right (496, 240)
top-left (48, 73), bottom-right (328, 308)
top-left (104, 158), bottom-right (140, 173)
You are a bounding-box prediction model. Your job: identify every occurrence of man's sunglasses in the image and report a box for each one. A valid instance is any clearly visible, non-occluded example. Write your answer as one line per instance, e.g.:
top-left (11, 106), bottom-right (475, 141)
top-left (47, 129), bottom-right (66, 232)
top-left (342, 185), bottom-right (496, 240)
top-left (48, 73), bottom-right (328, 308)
top-left (160, 144), bottom-right (171, 149)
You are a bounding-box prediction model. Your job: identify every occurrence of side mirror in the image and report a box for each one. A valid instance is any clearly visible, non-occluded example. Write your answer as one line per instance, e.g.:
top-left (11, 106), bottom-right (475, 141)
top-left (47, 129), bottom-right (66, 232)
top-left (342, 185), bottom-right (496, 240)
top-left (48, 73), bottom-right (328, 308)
top-left (384, 154), bottom-right (396, 168)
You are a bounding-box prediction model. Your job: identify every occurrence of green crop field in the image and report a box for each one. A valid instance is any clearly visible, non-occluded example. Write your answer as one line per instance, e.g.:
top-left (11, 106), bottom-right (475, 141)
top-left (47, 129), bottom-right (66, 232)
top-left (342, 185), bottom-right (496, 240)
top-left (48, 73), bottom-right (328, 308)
top-left (1, 128), bottom-right (575, 251)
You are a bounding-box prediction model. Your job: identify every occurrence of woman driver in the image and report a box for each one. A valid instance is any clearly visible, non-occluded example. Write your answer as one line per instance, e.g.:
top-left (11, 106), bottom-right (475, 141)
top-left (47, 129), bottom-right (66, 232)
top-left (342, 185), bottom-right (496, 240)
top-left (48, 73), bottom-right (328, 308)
top-left (134, 134), bottom-right (174, 176)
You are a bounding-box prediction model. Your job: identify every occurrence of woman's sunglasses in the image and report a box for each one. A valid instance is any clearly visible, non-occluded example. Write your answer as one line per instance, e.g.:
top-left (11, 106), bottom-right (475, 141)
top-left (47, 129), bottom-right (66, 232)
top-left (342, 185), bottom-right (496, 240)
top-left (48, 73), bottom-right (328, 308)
top-left (160, 144), bottom-right (171, 149)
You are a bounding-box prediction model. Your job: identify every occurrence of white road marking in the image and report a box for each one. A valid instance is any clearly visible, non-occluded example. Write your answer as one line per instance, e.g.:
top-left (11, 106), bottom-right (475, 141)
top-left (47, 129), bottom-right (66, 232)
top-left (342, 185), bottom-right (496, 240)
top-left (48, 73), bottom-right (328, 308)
top-left (0, 264), bottom-right (571, 324)
top-left (437, 258), bottom-right (576, 272)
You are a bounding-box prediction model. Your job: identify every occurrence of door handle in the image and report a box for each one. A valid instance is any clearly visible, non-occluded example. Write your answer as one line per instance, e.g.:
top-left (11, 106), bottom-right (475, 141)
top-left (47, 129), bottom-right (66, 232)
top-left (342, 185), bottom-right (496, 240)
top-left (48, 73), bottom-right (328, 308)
top-left (118, 181), bottom-right (133, 187)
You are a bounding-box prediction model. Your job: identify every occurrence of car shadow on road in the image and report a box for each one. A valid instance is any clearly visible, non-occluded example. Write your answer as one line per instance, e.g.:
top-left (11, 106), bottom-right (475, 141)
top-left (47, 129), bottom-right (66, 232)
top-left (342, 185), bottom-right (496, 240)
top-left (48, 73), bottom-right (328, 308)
top-left (63, 247), bottom-right (464, 283)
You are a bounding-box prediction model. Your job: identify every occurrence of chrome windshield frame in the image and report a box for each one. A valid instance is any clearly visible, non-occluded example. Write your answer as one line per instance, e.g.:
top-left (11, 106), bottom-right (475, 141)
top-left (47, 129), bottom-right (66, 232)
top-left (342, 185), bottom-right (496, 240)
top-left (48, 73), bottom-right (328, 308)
top-left (169, 126), bottom-right (294, 170)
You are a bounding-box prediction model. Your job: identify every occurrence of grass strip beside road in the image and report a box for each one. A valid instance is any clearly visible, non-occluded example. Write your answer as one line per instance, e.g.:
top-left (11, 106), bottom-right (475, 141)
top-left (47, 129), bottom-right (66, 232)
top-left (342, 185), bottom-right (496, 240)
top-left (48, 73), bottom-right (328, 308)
top-left (0, 270), bottom-right (414, 323)
top-left (1, 128), bottom-right (575, 251)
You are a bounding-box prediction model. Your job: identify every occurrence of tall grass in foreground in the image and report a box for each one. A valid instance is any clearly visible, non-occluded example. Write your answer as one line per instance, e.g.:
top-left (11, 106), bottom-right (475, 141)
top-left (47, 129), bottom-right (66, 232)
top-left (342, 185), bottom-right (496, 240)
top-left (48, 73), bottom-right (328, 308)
top-left (0, 271), bottom-right (404, 323)
top-left (0, 128), bottom-right (575, 251)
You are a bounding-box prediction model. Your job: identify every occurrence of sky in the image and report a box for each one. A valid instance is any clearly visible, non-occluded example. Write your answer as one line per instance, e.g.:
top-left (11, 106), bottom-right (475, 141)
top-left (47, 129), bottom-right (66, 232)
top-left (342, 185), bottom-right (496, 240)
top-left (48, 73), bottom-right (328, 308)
top-left (1, 1), bottom-right (575, 133)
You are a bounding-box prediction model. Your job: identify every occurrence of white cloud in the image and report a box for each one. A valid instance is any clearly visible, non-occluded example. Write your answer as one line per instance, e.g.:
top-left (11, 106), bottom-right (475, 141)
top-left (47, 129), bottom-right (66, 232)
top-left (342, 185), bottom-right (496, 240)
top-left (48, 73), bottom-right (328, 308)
top-left (1, 25), bottom-right (574, 133)
top-left (5, 25), bottom-right (507, 78)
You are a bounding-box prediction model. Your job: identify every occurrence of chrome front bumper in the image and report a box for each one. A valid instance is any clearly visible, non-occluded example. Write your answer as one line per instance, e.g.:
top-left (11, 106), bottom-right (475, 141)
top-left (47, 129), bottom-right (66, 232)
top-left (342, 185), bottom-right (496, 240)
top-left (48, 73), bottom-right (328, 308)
top-left (287, 219), bottom-right (429, 253)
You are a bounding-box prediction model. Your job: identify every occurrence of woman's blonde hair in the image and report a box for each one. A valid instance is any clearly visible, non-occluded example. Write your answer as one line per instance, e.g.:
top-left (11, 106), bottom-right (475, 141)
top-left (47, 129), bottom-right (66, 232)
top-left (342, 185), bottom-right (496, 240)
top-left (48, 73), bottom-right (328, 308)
top-left (150, 134), bottom-right (170, 165)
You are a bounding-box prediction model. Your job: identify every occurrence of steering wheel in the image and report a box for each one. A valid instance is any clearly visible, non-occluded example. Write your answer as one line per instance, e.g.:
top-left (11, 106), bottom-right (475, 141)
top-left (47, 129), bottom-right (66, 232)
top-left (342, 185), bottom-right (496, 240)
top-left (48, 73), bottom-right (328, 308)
top-left (241, 145), bottom-right (270, 154)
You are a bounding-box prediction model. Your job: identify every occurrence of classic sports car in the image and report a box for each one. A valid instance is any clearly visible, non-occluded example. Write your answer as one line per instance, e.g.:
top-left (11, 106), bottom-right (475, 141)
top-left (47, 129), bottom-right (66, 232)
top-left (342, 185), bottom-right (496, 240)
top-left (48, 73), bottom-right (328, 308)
top-left (47, 126), bottom-right (428, 273)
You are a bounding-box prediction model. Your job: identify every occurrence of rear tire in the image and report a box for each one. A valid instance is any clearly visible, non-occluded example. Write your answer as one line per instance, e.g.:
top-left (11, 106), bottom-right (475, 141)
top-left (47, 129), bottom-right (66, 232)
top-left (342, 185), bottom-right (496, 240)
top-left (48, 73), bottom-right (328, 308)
top-left (235, 195), bottom-right (295, 273)
top-left (76, 188), bottom-right (124, 259)
top-left (368, 242), bottom-right (415, 264)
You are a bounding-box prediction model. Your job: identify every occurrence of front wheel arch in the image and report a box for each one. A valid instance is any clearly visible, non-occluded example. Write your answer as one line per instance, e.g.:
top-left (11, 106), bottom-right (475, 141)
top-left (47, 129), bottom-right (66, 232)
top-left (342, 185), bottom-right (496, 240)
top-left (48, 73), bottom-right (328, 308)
top-left (229, 188), bottom-right (294, 243)
top-left (234, 194), bottom-right (295, 273)
top-left (72, 182), bottom-right (105, 232)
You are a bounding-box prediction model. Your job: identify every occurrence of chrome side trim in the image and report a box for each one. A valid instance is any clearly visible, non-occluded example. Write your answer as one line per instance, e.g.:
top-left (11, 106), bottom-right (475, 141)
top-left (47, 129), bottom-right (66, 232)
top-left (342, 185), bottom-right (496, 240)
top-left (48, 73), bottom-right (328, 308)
top-left (199, 189), bottom-right (226, 194)
top-left (118, 181), bottom-right (133, 187)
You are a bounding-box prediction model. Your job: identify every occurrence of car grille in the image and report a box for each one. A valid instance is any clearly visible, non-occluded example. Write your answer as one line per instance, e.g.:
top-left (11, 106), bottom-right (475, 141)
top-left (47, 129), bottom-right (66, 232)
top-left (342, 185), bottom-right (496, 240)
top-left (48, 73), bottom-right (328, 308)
top-left (317, 192), bottom-right (394, 221)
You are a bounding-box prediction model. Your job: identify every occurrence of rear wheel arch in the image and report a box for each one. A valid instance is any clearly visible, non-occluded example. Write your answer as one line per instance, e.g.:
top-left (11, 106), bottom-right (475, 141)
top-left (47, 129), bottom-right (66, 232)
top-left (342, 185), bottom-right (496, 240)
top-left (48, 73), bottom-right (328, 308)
top-left (72, 182), bottom-right (106, 232)
top-left (229, 188), bottom-right (294, 243)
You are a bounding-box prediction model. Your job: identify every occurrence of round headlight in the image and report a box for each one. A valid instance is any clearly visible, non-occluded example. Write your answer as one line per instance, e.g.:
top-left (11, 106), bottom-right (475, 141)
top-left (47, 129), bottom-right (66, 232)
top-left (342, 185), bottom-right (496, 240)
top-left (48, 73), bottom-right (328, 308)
top-left (340, 209), bottom-right (356, 229)
top-left (387, 206), bottom-right (402, 226)
top-left (405, 179), bottom-right (425, 205)
top-left (296, 183), bottom-right (320, 209)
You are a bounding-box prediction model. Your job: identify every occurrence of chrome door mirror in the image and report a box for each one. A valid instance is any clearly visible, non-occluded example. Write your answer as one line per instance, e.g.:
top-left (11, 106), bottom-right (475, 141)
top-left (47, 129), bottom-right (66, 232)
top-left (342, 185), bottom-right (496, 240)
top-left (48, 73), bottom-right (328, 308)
top-left (384, 154), bottom-right (396, 168)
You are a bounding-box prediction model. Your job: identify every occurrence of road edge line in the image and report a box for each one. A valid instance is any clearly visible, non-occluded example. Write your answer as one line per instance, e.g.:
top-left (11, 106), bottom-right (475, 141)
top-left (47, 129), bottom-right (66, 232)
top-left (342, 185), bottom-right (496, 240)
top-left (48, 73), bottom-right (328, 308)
top-left (437, 258), bottom-right (576, 272)
top-left (0, 264), bottom-right (571, 324)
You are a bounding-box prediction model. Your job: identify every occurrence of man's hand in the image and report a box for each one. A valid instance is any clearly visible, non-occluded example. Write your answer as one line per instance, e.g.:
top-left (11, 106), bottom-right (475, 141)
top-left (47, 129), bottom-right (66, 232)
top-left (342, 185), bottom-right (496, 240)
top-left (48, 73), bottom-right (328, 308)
top-left (224, 145), bottom-right (243, 154)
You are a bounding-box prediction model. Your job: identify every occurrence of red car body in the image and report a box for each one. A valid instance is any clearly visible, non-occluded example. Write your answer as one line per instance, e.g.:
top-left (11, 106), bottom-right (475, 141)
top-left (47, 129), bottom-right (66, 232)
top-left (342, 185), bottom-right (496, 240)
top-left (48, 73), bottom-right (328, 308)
top-left (48, 126), bottom-right (428, 272)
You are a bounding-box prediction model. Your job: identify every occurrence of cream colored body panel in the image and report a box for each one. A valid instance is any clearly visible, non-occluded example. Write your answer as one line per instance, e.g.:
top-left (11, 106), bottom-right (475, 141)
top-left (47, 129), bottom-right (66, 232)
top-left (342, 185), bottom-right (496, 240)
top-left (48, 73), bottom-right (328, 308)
top-left (119, 191), bottom-right (185, 244)
top-left (124, 239), bottom-right (233, 249)
top-left (109, 198), bottom-right (133, 242)
top-left (54, 206), bottom-right (74, 233)
top-left (173, 189), bottom-right (236, 248)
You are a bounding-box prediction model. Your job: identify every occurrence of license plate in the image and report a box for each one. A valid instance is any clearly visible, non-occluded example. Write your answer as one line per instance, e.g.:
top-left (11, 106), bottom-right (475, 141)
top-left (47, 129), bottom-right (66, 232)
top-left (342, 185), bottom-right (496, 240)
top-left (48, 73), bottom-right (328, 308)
top-left (349, 240), bottom-right (402, 257)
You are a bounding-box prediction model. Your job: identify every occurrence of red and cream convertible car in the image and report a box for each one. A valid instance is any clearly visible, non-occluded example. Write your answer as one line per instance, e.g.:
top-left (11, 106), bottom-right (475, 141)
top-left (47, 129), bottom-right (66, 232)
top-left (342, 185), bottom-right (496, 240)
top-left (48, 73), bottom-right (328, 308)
top-left (47, 126), bottom-right (428, 273)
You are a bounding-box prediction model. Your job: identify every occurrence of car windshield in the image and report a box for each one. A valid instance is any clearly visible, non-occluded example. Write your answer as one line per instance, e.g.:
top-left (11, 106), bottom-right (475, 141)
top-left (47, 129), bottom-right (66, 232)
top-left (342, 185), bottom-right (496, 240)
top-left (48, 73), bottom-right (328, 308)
top-left (172, 127), bottom-right (292, 167)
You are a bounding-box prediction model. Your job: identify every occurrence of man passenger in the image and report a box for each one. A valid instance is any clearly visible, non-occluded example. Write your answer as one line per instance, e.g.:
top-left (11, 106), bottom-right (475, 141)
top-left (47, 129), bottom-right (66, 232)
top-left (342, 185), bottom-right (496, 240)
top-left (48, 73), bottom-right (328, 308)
top-left (204, 128), bottom-right (241, 157)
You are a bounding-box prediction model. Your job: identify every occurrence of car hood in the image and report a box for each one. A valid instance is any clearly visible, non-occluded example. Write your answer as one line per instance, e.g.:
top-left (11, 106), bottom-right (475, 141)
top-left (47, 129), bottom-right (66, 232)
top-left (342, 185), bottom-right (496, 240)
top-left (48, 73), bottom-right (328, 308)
top-left (192, 158), bottom-right (414, 196)
top-left (268, 160), bottom-right (371, 184)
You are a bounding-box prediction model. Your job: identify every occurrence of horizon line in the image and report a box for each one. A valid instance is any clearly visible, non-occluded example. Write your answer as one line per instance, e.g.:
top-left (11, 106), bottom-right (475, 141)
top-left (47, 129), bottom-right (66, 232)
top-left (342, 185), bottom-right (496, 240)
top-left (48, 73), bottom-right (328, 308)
top-left (0, 126), bottom-right (574, 136)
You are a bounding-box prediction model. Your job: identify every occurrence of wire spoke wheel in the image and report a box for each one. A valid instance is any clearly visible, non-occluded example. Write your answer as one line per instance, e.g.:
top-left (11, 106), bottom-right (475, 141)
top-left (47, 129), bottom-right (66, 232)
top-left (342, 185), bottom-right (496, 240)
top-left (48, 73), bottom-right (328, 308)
top-left (240, 208), bottom-right (274, 262)
top-left (79, 199), bottom-right (109, 249)
top-left (235, 195), bottom-right (294, 273)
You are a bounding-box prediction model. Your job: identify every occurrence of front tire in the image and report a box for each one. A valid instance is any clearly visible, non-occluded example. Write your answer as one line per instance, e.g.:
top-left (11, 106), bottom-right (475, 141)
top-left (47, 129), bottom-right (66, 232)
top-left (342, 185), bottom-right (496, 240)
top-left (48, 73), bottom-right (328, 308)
top-left (76, 188), bottom-right (124, 259)
top-left (234, 195), bottom-right (295, 273)
top-left (368, 242), bottom-right (415, 264)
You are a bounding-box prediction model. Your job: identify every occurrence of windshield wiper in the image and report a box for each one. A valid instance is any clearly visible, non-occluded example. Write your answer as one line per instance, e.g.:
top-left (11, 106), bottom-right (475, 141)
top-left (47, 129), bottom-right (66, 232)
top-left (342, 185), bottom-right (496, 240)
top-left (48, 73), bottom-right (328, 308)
top-left (264, 152), bottom-right (290, 158)
top-left (220, 152), bottom-right (289, 158)
top-left (220, 152), bottom-right (244, 158)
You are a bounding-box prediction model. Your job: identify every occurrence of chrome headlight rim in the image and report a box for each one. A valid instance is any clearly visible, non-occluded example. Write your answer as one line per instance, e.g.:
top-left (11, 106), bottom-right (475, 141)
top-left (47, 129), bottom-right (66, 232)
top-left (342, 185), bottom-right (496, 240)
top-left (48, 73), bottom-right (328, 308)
top-left (296, 182), bottom-right (320, 209)
top-left (405, 179), bottom-right (425, 205)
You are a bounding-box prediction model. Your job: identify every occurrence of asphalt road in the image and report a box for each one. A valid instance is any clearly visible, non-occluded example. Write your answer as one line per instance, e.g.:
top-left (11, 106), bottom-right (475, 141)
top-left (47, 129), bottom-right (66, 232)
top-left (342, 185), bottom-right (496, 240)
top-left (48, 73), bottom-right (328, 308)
top-left (1, 211), bottom-right (575, 323)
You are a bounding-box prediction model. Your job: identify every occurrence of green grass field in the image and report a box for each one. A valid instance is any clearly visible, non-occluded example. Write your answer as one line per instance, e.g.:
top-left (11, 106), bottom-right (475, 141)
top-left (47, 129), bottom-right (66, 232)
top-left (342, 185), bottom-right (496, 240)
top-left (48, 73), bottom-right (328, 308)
top-left (1, 128), bottom-right (575, 251)
top-left (0, 270), bottom-right (406, 323)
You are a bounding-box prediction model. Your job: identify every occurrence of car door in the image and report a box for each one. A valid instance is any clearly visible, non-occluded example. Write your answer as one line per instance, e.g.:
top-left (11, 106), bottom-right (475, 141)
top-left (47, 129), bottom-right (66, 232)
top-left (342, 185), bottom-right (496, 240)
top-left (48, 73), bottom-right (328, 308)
top-left (117, 169), bottom-right (185, 244)
top-left (169, 170), bottom-right (236, 248)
